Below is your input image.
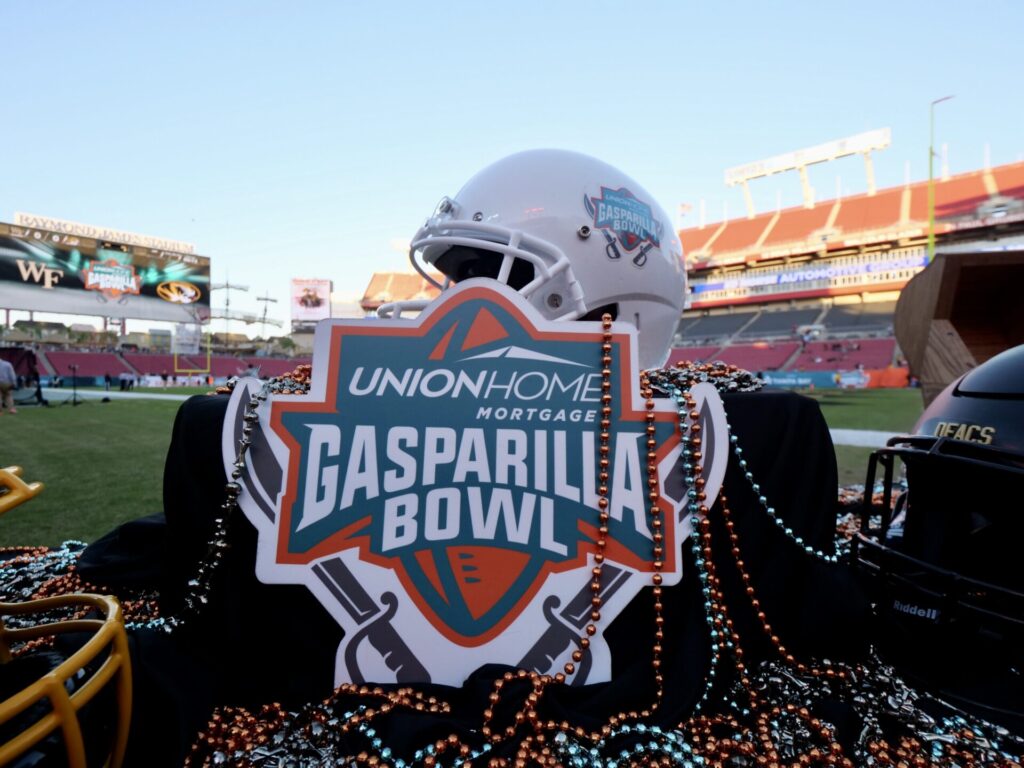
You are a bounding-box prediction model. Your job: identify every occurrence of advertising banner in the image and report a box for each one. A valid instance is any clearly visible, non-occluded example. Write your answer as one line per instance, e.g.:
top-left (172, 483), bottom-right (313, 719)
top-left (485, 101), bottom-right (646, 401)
top-left (223, 280), bottom-right (730, 688)
top-left (761, 369), bottom-right (890, 389)
top-left (173, 323), bottom-right (203, 355)
top-left (0, 220), bottom-right (210, 322)
top-left (291, 278), bottom-right (332, 330)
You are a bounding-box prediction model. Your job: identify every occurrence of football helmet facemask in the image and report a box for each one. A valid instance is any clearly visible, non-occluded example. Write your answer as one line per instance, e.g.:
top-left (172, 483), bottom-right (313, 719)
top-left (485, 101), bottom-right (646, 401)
top-left (385, 149), bottom-right (687, 370)
top-left (0, 593), bottom-right (132, 768)
top-left (854, 343), bottom-right (1024, 725)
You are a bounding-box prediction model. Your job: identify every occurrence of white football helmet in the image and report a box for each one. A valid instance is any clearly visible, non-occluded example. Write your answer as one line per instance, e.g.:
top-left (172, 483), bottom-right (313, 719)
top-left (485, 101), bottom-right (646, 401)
top-left (393, 149), bottom-right (687, 370)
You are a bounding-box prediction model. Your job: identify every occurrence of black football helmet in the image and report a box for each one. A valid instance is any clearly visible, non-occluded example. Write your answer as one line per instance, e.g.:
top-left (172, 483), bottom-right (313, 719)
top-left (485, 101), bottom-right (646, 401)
top-left (854, 344), bottom-right (1024, 728)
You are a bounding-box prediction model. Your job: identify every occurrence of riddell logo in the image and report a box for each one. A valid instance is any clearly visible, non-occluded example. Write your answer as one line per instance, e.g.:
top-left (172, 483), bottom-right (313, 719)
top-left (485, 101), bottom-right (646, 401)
top-left (892, 599), bottom-right (940, 622)
top-left (16, 259), bottom-right (64, 289)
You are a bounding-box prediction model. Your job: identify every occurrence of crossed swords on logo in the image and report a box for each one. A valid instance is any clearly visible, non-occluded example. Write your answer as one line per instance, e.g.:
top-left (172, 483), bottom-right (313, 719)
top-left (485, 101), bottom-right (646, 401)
top-left (601, 230), bottom-right (654, 268)
top-left (228, 380), bottom-right (719, 686)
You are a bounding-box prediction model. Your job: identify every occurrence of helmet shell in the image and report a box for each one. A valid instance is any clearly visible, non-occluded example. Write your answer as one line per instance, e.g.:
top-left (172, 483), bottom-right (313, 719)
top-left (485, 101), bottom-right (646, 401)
top-left (914, 343), bottom-right (1024, 454)
top-left (411, 149), bottom-right (687, 369)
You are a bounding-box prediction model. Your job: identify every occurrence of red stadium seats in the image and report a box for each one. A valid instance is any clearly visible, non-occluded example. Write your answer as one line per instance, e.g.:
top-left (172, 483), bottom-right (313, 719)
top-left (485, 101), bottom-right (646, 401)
top-left (45, 351), bottom-right (133, 378)
top-left (714, 342), bottom-right (799, 372)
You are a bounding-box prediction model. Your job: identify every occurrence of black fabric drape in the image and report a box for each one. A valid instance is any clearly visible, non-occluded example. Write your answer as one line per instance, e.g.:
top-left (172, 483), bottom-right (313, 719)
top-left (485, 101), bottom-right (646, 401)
top-left (79, 389), bottom-right (871, 767)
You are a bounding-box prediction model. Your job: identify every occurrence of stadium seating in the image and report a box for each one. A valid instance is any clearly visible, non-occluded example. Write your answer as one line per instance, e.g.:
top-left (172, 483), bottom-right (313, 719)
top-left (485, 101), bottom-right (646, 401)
top-left (675, 315), bottom-right (704, 336)
top-left (31, 350), bottom-right (316, 381)
top-left (666, 345), bottom-right (724, 365)
top-left (991, 163), bottom-right (1024, 201)
top-left (45, 351), bottom-right (133, 378)
top-left (683, 312), bottom-right (758, 342)
top-left (830, 186), bottom-right (903, 235)
top-left (736, 308), bottom-right (822, 339)
top-left (122, 353), bottom-right (188, 376)
top-left (759, 205), bottom-right (832, 250)
top-left (714, 342), bottom-right (800, 372)
top-left (821, 302), bottom-right (896, 334)
top-left (907, 173), bottom-right (990, 221)
top-left (361, 272), bottom-right (442, 314)
top-left (789, 338), bottom-right (896, 371)
top-left (705, 217), bottom-right (771, 255)
top-left (199, 356), bottom-right (256, 377)
top-left (684, 161), bottom-right (1024, 271)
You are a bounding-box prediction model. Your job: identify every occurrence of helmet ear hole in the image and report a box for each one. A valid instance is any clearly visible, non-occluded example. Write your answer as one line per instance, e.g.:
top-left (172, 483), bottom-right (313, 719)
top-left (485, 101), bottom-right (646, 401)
top-left (578, 303), bottom-right (618, 322)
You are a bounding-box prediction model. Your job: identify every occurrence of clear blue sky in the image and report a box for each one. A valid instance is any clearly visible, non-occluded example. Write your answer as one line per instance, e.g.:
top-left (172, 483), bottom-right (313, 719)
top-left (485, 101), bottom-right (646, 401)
top-left (3, 1), bottom-right (1021, 336)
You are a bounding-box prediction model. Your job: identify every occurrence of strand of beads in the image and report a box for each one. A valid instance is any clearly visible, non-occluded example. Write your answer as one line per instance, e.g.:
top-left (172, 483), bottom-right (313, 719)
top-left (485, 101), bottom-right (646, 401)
top-left (670, 386), bottom-right (852, 768)
top-left (729, 654), bottom-right (1024, 767)
top-left (0, 542), bottom-right (89, 655)
top-left (727, 430), bottom-right (841, 563)
top-left (473, 314), bottom-right (627, 767)
top-left (192, 317), bottom-right (627, 768)
top-left (581, 313), bottom-right (616, 682)
top-left (658, 361), bottom-right (764, 394)
top-left (187, 686), bottom-right (453, 768)
top-left (156, 366), bottom-right (312, 633)
top-left (0, 541), bottom-right (85, 601)
top-left (713, 488), bottom-right (856, 766)
top-left (690, 513), bottom-right (756, 715)
top-left (649, 374), bottom-right (748, 721)
top-left (686, 504), bottom-right (862, 768)
top-left (187, 319), bottom-right (681, 768)
top-left (657, 378), bottom-right (753, 719)
top-left (554, 721), bottom-right (700, 767)
top-left (717, 493), bottom-right (807, 673)
top-left (185, 357), bottom-right (1024, 768)
top-left (589, 374), bottom-right (672, 741)
top-left (215, 364), bottom-right (313, 397)
top-left (130, 383), bottom-right (272, 633)
top-left (685, 460), bottom-right (1024, 768)
top-left (641, 373), bottom-right (665, 710)
top-left (649, 361), bottom-right (837, 564)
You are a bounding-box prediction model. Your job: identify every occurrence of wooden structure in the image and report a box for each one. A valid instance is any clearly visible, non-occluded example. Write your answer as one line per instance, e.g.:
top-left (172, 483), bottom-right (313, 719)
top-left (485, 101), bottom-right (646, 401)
top-left (894, 250), bottom-right (1024, 404)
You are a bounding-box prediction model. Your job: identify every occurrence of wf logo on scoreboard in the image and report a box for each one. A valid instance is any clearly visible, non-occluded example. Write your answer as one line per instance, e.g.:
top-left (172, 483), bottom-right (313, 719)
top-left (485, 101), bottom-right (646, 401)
top-left (226, 280), bottom-right (727, 687)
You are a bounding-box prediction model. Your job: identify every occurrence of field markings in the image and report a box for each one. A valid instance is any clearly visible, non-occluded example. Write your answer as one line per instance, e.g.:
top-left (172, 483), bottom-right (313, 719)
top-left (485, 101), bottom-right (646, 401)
top-left (829, 428), bottom-right (897, 448)
top-left (40, 388), bottom-right (191, 402)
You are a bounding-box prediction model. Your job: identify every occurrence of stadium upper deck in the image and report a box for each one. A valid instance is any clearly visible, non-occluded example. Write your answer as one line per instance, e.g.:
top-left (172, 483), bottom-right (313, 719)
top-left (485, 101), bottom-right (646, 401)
top-left (360, 271), bottom-right (441, 314)
top-left (681, 160), bottom-right (1024, 309)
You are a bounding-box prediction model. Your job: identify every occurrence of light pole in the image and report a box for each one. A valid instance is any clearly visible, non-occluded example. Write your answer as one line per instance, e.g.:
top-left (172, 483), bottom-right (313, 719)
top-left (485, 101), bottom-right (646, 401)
top-left (927, 95), bottom-right (954, 264)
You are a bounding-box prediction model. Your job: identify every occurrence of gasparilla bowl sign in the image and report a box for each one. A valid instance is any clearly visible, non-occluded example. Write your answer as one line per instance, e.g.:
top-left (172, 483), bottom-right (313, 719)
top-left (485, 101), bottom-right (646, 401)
top-left (223, 280), bottom-right (727, 687)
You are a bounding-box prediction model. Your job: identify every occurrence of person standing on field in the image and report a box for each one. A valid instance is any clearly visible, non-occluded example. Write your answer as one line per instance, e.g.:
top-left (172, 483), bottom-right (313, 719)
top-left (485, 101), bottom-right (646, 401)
top-left (0, 358), bottom-right (18, 414)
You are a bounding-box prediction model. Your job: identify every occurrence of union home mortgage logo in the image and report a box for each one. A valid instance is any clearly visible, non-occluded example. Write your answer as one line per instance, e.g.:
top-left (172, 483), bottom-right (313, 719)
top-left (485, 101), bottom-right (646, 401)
top-left (226, 280), bottom-right (726, 687)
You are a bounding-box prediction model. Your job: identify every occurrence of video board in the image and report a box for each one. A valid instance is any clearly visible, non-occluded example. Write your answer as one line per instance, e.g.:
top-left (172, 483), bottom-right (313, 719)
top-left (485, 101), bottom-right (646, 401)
top-left (0, 219), bottom-right (211, 322)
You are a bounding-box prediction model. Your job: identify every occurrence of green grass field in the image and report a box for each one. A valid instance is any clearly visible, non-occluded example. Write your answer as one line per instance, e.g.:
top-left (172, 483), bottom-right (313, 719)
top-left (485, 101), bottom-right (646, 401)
top-left (805, 388), bottom-right (923, 486)
top-left (0, 388), bottom-right (924, 547)
top-left (0, 400), bottom-right (181, 546)
top-left (802, 388), bottom-right (922, 432)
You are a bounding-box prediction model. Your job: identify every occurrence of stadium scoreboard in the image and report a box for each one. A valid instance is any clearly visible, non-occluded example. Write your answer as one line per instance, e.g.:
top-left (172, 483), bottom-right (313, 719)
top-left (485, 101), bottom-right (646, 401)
top-left (0, 216), bottom-right (211, 323)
